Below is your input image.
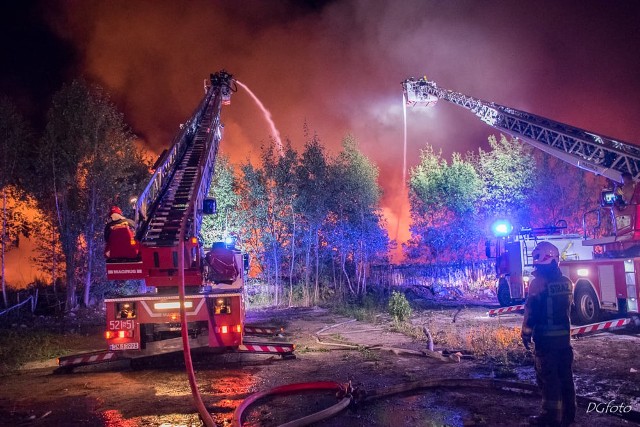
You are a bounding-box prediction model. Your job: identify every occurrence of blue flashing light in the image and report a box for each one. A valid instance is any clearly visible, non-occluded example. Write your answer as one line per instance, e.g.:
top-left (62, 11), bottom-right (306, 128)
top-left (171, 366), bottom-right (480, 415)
top-left (225, 236), bottom-right (235, 246)
top-left (492, 220), bottom-right (513, 237)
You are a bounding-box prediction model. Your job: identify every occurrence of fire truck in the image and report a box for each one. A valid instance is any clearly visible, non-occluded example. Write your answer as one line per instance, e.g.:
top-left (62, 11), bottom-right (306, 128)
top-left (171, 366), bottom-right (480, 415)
top-left (59, 71), bottom-right (293, 370)
top-left (402, 77), bottom-right (640, 325)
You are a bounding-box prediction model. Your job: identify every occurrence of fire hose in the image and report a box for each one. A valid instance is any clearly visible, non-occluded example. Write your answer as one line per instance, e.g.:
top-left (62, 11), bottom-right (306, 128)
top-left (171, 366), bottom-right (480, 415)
top-left (178, 241), bottom-right (216, 427)
top-left (232, 378), bottom-right (640, 427)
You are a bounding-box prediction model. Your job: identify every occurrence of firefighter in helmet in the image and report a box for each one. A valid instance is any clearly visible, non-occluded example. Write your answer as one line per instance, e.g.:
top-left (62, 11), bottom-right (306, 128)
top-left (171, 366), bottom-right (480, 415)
top-left (522, 242), bottom-right (576, 426)
top-left (104, 206), bottom-right (137, 259)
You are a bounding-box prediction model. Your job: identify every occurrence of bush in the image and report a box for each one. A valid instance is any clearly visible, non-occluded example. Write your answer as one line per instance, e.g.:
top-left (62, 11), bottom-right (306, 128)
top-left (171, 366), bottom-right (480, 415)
top-left (388, 291), bottom-right (412, 321)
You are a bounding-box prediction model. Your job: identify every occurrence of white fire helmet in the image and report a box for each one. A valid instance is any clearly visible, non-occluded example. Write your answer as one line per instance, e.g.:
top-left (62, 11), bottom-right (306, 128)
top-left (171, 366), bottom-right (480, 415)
top-left (532, 241), bottom-right (560, 265)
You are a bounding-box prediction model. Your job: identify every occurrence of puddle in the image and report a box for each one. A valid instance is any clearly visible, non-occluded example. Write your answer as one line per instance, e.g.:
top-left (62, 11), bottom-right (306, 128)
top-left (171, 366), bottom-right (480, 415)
top-left (367, 393), bottom-right (467, 427)
top-left (574, 374), bottom-right (640, 411)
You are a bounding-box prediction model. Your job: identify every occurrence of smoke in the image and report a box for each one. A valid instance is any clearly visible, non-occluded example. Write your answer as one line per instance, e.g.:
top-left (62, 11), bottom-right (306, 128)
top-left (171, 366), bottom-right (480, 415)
top-left (40, 0), bottom-right (640, 258)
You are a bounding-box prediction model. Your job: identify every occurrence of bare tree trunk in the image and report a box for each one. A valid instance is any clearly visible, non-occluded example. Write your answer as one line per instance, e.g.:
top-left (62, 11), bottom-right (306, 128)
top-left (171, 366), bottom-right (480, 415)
top-left (271, 238), bottom-right (279, 306)
top-left (31, 287), bottom-right (38, 313)
top-left (341, 251), bottom-right (355, 295)
top-left (65, 246), bottom-right (77, 311)
top-left (289, 204), bottom-right (295, 307)
top-left (304, 236), bottom-right (312, 306)
top-left (361, 251), bottom-right (368, 296)
top-left (51, 222), bottom-right (57, 297)
top-left (83, 182), bottom-right (98, 307)
top-left (1, 187), bottom-right (7, 308)
top-left (314, 228), bottom-right (319, 304)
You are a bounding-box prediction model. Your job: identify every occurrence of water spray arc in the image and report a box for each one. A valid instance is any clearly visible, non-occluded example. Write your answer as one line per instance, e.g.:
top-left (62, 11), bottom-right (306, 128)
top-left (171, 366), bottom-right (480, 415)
top-left (235, 80), bottom-right (284, 156)
top-left (394, 92), bottom-right (409, 243)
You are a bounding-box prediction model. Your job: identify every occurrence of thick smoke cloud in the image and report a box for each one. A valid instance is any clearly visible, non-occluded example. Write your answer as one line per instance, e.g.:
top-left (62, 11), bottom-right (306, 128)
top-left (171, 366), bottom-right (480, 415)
top-left (41, 0), bottom-right (640, 251)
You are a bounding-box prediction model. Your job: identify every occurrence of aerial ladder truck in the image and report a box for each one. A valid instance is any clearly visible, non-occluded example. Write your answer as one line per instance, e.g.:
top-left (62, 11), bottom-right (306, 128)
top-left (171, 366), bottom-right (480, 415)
top-left (58, 71), bottom-right (294, 370)
top-left (402, 77), bottom-right (640, 325)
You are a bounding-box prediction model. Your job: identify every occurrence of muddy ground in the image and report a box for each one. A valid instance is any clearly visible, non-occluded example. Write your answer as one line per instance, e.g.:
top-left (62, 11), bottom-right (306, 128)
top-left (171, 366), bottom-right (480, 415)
top-left (0, 302), bottom-right (639, 427)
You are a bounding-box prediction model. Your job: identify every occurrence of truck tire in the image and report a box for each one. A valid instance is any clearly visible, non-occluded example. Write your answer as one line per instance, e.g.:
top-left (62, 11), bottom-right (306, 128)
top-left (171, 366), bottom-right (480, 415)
top-left (573, 285), bottom-right (600, 325)
top-left (497, 280), bottom-right (512, 307)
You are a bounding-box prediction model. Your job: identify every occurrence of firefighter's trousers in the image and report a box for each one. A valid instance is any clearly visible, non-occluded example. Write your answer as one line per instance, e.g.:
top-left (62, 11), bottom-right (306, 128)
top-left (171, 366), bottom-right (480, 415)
top-left (534, 347), bottom-right (576, 426)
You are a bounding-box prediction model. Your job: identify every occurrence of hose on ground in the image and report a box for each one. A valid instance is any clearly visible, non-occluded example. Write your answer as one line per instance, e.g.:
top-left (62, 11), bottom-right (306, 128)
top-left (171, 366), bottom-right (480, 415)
top-left (233, 378), bottom-right (640, 427)
top-left (232, 381), bottom-right (349, 427)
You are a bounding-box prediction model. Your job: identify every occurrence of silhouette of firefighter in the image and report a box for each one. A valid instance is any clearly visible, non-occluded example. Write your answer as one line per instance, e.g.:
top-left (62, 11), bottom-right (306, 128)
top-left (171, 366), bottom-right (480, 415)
top-left (104, 206), bottom-right (138, 259)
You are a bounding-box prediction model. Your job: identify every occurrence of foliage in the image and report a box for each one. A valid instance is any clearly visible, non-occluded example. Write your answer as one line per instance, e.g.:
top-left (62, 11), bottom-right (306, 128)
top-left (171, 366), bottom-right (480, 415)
top-left (200, 155), bottom-right (241, 247)
top-left (407, 145), bottom-right (482, 261)
top-left (406, 134), bottom-right (606, 263)
top-left (388, 290), bottom-right (412, 321)
top-left (30, 80), bottom-right (148, 310)
top-left (475, 135), bottom-right (536, 229)
top-left (328, 136), bottom-right (389, 298)
top-left (0, 97), bottom-right (32, 189)
top-left (331, 294), bottom-right (382, 323)
top-left (219, 134), bottom-right (389, 306)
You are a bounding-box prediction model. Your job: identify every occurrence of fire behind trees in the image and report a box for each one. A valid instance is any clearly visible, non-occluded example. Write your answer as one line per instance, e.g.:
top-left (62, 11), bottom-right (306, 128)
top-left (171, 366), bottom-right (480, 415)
top-left (1, 83), bottom-right (607, 312)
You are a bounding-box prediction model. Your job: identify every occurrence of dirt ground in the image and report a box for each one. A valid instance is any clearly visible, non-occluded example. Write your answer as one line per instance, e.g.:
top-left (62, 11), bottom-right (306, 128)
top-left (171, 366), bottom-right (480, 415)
top-left (0, 302), bottom-right (639, 427)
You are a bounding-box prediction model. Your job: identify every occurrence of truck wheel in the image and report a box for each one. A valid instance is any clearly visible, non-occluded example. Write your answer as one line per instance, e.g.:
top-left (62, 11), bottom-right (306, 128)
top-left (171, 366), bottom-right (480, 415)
top-left (497, 280), bottom-right (512, 307)
top-left (573, 285), bottom-right (600, 325)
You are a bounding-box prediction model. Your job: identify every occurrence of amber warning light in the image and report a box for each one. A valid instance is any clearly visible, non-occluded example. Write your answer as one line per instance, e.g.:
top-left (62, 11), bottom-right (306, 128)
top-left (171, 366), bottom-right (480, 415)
top-left (105, 330), bottom-right (133, 339)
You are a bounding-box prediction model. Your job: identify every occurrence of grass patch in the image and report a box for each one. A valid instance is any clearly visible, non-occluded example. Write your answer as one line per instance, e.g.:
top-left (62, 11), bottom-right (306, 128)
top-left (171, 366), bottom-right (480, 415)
top-left (296, 346), bottom-right (330, 354)
top-left (389, 320), bottom-right (424, 340)
top-left (330, 303), bottom-right (379, 323)
top-left (0, 328), bottom-right (99, 375)
top-left (358, 346), bottom-right (380, 361)
top-left (329, 295), bottom-right (384, 323)
top-left (424, 321), bottom-right (527, 365)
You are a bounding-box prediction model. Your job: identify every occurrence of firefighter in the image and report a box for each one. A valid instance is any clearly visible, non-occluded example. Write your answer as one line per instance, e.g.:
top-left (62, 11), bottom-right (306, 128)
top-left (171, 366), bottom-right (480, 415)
top-left (521, 242), bottom-right (576, 427)
top-left (104, 206), bottom-right (137, 259)
top-left (614, 171), bottom-right (638, 207)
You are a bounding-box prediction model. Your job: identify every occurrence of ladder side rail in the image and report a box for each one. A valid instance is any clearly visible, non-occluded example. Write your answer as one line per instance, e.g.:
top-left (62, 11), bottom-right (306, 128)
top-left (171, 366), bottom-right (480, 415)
top-left (179, 74), bottom-right (231, 242)
top-left (135, 87), bottom-right (214, 236)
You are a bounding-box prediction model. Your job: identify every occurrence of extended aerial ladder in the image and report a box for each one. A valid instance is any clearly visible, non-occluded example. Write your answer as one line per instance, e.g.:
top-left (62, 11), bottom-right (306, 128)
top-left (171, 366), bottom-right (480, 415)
top-left (402, 77), bottom-right (640, 322)
top-left (59, 71), bottom-right (294, 371)
top-left (106, 71), bottom-right (233, 285)
top-left (403, 77), bottom-right (640, 184)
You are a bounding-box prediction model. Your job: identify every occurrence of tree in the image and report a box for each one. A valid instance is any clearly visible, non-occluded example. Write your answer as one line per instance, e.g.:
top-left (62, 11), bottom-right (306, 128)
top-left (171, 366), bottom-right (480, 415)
top-left (0, 97), bottom-right (32, 307)
top-left (34, 81), bottom-right (148, 310)
top-left (238, 160), bottom-right (272, 297)
top-left (200, 155), bottom-right (241, 247)
top-left (295, 134), bottom-right (332, 305)
top-left (475, 135), bottom-right (536, 230)
top-left (328, 135), bottom-right (388, 298)
top-left (407, 145), bottom-right (482, 261)
top-left (259, 141), bottom-right (298, 306)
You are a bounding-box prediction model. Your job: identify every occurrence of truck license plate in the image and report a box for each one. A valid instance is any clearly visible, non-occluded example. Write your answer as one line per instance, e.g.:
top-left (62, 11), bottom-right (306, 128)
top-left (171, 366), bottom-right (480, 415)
top-left (109, 343), bottom-right (139, 350)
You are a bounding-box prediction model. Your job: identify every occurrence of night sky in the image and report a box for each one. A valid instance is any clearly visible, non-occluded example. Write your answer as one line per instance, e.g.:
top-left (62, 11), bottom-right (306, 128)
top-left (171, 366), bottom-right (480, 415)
top-left (3, 0), bottom-right (640, 270)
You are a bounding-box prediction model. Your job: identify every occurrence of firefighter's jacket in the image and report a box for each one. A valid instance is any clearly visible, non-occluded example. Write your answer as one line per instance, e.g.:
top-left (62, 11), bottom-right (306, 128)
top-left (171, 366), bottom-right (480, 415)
top-left (104, 216), bottom-right (137, 259)
top-left (522, 273), bottom-right (573, 351)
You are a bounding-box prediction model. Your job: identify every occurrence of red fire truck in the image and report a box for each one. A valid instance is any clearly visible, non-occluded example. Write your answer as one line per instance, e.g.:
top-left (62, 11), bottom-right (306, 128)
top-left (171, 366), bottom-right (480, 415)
top-left (402, 77), bottom-right (640, 325)
top-left (59, 72), bottom-right (293, 370)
